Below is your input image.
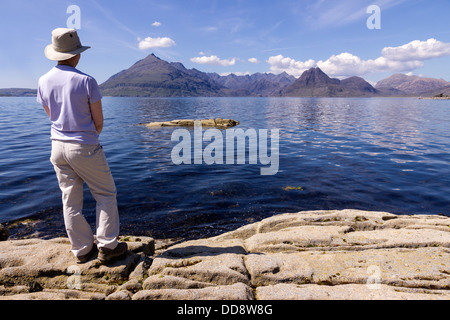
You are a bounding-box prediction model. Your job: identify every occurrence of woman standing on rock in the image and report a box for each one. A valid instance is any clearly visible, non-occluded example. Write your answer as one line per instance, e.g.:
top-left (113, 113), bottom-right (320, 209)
top-left (37, 28), bottom-right (127, 264)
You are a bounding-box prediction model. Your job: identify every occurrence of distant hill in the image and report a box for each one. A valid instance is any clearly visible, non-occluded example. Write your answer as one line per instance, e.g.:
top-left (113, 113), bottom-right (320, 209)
top-left (281, 68), bottom-right (378, 97)
top-left (375, 73), bottom-right (449, 96)
top-left (99, 54), bottom-right (224, 97)
top-left (0, 88), bottom-right (37, 97)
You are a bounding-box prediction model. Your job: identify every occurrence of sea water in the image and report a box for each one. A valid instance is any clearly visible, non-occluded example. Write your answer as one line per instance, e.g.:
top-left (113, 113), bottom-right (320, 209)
top-left (0, 97), bottom-right (449, 239)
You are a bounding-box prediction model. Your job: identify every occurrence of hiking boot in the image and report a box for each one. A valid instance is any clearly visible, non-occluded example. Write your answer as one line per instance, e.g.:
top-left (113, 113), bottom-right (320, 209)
top-left (77, 245), bottom-right (98, 264)
top-left (98, 242), bottom-right (128, 263)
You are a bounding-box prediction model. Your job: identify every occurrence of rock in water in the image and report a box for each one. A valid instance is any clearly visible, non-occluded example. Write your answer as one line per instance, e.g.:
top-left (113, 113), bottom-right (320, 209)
top-left (142, 118), bottom-right (239, 128)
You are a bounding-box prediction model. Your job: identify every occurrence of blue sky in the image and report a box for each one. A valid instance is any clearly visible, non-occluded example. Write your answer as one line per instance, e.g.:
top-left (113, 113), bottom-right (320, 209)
top-left (1, 0), bottom-right (449, 88)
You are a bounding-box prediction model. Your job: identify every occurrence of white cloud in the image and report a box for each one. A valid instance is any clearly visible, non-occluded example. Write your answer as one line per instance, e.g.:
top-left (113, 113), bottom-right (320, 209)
top-left (248, 58), bottom-right (259, 64)
top-left (138, 37), bottom-right (175, 50)
top-left (267, 39), bottom-right (450, 78)
top-left (266, 55), bottom-right (316, 77)
top-left (152, 21), bottom-right (162, 27)
top-left (317, 53), bottom-right (367, 77)
top-left (190, 55), bottom-right (236, 67)
top-left (382, 38), bottom-right (450, 61)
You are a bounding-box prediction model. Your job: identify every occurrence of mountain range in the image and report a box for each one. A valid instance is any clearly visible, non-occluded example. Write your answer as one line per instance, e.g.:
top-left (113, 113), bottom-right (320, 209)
top-left (2, 54), bottom-right (449, 97)
top-left (99, 54), bottom-right (450, 98)
top-left (0, 88), bottom-right (37, 97)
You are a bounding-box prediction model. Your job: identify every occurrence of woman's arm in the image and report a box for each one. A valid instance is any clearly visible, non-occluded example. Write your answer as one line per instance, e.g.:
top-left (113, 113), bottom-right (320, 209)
top-left (43, 105), bottom-right (50, 118)
top-left (89, 100), bottom-right (104, 134)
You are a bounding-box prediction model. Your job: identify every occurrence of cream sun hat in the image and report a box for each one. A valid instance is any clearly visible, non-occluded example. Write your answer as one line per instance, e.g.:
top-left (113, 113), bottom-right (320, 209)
top-left (44, 28), bottom-right (90, 61)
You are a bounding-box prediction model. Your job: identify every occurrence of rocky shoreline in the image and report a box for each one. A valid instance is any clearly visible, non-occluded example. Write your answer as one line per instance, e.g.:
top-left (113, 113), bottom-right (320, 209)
top-left (0, 209), bottom-right (449, 300)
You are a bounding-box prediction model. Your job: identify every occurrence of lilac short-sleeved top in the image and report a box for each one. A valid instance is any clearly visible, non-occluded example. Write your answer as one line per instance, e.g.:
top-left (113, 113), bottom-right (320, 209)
top-left (37, 65), bottom-right (102, 145)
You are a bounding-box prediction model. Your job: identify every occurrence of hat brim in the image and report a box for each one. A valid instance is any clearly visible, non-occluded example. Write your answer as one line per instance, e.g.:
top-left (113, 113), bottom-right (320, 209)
top-left (44, 44), bottom-right (91, 61)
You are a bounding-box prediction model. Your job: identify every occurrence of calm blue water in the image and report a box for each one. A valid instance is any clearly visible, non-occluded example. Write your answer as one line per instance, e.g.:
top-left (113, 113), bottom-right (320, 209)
top-left (1, 97), bottom-right (449, 239)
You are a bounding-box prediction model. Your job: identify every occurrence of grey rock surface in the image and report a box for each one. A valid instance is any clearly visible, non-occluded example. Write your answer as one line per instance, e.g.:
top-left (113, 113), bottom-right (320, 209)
top-left (0, 210), bottom-right (449, 300)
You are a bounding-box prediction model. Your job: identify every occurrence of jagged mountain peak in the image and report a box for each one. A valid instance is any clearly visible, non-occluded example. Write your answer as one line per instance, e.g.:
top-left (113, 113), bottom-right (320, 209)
top-left (282, 67), bottom-right (377, 97)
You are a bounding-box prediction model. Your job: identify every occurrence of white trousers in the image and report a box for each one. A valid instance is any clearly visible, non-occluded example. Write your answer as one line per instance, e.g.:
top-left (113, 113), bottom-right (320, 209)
top-left (50, 140), bottom-right (119, 258)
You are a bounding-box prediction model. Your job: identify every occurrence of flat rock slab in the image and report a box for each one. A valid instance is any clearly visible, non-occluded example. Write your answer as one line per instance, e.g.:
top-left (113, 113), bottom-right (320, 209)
top-left (246, 247), bottom-right (449, 289)
top-left (0, 236), bottom-right (154, 297)
top-left (256, 284), bottom-right (450, 300)
top-left (147, 238), bottom-right (249, 288)
top-left (0, 209), bottom-right (449, 300)
top-left (133, 283), bottom-right (253, 300)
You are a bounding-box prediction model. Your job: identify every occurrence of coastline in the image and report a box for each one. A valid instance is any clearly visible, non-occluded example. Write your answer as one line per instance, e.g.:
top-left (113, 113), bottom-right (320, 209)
top-left (1, 209), bottom-right (449, 300)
